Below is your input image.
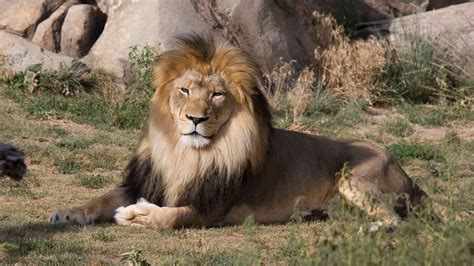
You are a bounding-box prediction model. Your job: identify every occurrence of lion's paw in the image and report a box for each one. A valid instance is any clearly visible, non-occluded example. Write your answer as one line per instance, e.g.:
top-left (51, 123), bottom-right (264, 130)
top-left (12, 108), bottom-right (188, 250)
top-left (357, 220), bottom-right (398, 235)
top-left (48, 209), bottom-right (90, 225)
top-left (114, 198), bottom-right (163, 228)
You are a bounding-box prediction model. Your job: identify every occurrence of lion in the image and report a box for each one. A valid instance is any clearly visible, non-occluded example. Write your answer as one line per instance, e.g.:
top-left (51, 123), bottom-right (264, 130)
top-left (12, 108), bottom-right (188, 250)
top-left (49, 35), bottom-right (448, 230)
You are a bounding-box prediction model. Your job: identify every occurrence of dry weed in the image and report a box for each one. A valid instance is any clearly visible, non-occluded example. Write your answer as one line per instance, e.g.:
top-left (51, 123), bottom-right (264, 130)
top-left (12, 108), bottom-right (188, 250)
top-left (287, 68), bottom-right (316, 122)
top-left (312, 11), bottom-right (388, 104)
top-left (0, 56), bottom-right (15, 82)
top-left (320, 37), bottom-right (387, 104)
top-left (264, 59), bottom-right (296, 108)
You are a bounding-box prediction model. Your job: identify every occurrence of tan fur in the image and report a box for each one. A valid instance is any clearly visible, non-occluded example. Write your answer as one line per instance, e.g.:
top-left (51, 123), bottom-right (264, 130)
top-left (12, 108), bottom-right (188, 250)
top-left (49, 35), bottom-right (461, 230)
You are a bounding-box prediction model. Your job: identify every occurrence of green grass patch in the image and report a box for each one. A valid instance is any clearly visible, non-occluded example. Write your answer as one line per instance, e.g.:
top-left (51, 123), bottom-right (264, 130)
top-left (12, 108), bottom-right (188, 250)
top-left (55, 155), bottom-right (81, 174)
top-left (56, 138), bottom-right (92, 150)
top-left (75, 174), bottom-right (112, 189)
top-left (44, 126), bottom-right (69, 137)
top-left (306, 99), bottom-right (368, 136)
top-left (380, 117), bottom-right (413, 137)
top-left (387, 142), bottom-right (444, 162)
top-left (399, 104), bottom-right (473, 126)
top-left (380, 34), bottom-right (467, 103)
top-left (1, 46), bottom-right (157, 130)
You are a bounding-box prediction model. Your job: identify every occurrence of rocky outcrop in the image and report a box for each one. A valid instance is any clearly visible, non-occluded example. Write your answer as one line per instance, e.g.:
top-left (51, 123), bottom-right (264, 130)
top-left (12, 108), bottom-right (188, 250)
top-left (31, 4), bottom-right (70, 52)
top-left (83, 0), bottom-right (209, 77)
top-left (1, 0), bottom-right (472, 79)
top-left (0, 0), bottom-right (65, 38)
top-left (0, 31), bottom-right (73, 72)
top-left (356, 3), bottom-right (474, 75)
top-left (61, 4), bottom-right (106, 58)
top-left (427, 0), bottom-right (470, 10)
top-left (206, 0), bottom-right (315, 73)
top-left (85, 0), bottom-right (315, 78)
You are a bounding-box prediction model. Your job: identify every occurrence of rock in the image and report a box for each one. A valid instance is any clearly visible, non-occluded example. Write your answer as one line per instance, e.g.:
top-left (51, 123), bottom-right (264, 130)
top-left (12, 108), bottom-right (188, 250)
top-left (61, 4), bottom-right (106, 58)
top-left (210, 0), bottom-right (315, 71)
top-left (427, 0), bottom-right (470, 10)
top-left (84, 0), bottom-right (213, 77)
top-left (31, 4), bottom-right (70, 52)
top-left (355, 3), bottom-right (474, 75)
top-left (85, 0), bottom-right (316, 78)
top-left (0, 31), bottom-right (74, 72)
top-left (0, 0), bottom-right (65, 38)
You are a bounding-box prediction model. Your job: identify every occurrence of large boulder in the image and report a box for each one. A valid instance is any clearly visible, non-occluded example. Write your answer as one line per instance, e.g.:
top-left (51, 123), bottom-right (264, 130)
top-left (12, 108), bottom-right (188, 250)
top-left (0, 31), bottom-right (73, 72)
top-left (31, 4), bottom-right (71, 52)
top-left (0, 0), bottom-right (65, 38)
top-left (356, 3), bottom-right (474, 76)
top-left (427, 0), bottom-right (470, 10)
top-left (211, 0), bottom-right (315, 73)
top-left (83, 0), bottom-right (214, 78)
top-left (85, 0), bottom-right (315, 78)
top-left (61, 4), bottom-right (106, 58)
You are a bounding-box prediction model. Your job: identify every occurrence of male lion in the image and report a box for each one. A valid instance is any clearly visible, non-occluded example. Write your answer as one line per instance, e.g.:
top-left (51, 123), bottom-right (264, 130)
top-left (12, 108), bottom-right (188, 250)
top-left (49, 35), bottom-right (437, 230)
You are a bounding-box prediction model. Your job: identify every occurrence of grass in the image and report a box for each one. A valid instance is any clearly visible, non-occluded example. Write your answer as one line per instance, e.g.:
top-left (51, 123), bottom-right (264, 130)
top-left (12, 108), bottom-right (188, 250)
top-left (1, 45), bottom-right (157, 130)
top-left (387, 142), bottom-right (444, 162)
top-left (380, 117), bottom-right (413, 137)
top-left (1, 84), bottom-right (472, 263)
top-left (380, 33), bottom-right (469, 103)
top-left (75, 174), bottom-right (112, 189)
top-left (55, 155), bottom-right (82, 174)
top-left (400, 103), bottom-right (474, 126)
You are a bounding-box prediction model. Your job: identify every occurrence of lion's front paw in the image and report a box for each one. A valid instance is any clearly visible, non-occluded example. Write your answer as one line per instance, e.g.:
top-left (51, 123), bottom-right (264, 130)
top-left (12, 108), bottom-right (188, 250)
top-left (114, 198), bottom-right (165, 228)
top-left (48, 208), bottom-right (90, 225)
top-left (357, 220), bottom-right (399, 235)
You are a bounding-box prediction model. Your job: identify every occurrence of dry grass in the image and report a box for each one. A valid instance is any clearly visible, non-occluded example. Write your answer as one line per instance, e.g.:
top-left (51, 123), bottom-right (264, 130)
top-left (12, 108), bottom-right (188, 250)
top-left (264, 59), bottom-right (296, 108)
top-left (286, 68), bottom-right (316, 123)
top-left (313, 11), bottom-right (387, 104)
top-left (320, 37), bottom-right (387, 104)
top-left (0, 56), bottom-right (14, 83)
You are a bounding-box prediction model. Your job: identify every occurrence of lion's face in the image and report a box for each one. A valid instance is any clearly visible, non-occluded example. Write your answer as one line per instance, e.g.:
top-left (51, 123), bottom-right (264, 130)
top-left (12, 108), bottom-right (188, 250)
top-left (169, 70), bottom-right (234, 148)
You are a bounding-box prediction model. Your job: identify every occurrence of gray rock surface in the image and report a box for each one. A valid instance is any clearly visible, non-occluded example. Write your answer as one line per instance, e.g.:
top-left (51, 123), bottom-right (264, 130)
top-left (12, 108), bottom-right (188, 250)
top-left (86, 0), bottom-right (315, 78)
top-left (0, 31), bottom-right (73, 72)
top-left (84, 0), bottom-right (211, 77)
top-left (0, 0), bottom-right (65, 38)
top-left (32, 4), bottom-right (71, 52)
top-left (61, 4), bottom-right (106, 58)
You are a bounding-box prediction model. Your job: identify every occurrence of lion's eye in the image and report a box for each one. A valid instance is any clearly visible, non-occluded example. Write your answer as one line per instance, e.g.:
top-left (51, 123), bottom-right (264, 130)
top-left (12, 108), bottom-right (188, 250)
top-left (212, 92), bottom-right (224, 98)
top-left (179, 88), bottom-right (189, 95)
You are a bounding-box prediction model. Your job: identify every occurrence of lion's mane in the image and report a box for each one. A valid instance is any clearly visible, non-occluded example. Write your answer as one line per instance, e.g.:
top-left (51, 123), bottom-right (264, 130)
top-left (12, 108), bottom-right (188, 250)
top-left (121, 35), bottom-right (272, 221)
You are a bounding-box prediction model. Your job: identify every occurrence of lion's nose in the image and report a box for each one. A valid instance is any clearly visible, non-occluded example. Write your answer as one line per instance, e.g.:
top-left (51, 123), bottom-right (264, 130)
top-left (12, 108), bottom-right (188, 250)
top-left (186, 115), bottom-right (209, 125)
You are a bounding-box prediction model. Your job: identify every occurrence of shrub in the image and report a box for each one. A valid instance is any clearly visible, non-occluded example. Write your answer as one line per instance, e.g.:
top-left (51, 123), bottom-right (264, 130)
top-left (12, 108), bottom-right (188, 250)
top-left (381, 34), bottom-right (464, 103)
top-left (387, 142), bottom-right (444, 162)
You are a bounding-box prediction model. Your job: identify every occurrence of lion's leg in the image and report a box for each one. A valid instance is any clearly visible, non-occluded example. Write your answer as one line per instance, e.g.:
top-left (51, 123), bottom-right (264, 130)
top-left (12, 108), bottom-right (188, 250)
top-left (337, 175), bottom-right (401, 230)
top-left (114, 198), bottom-right (204, 229)
top-left (49, 186), bottom-right (134, 224)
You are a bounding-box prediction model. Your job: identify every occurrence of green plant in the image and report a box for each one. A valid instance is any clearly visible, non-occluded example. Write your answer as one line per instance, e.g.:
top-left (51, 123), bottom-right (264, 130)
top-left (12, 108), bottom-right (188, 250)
top-left (334, 0), bottom-right (360, 36)
top-left (38, 61), bottom-right (91, 96)
top-left (381, 34), bottom-right (460, 103)
top-left (306, 82), bottom-right (339, 115)
top-left (120, 247), bottom-right (150, 266)
top-left (127, 45), bottom-right (157, 96)
top-left (387, 142), bottom-right (444, 162)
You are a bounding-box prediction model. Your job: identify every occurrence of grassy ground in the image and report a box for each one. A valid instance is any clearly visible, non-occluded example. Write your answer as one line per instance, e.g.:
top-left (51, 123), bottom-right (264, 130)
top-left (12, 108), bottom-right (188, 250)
top-left (0, 90), bottom-right (472, 264)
